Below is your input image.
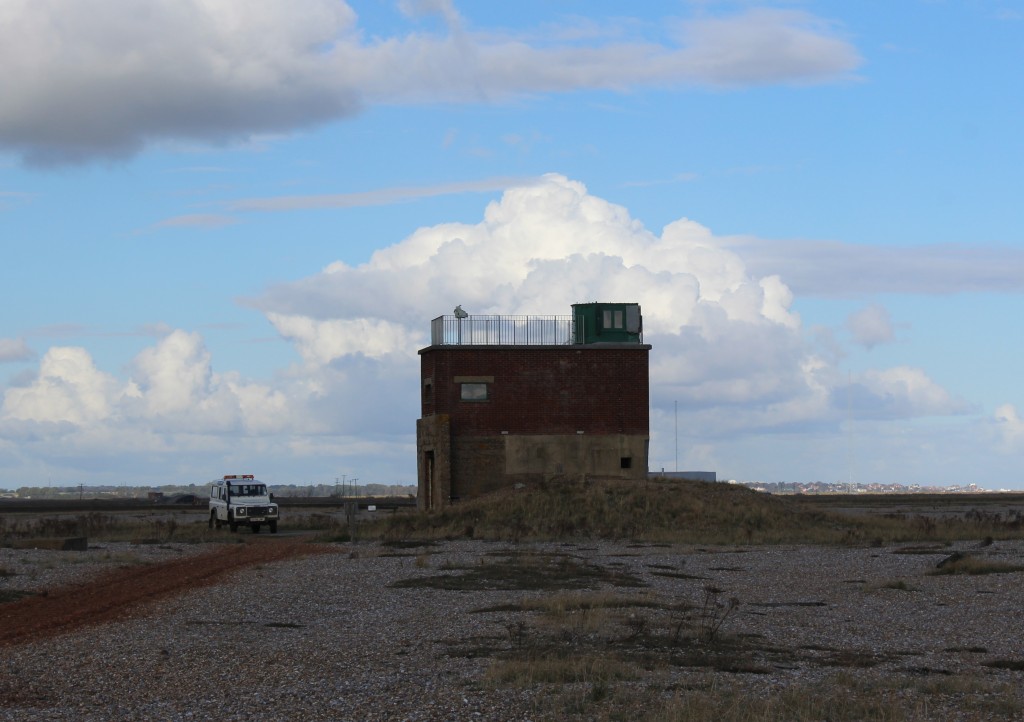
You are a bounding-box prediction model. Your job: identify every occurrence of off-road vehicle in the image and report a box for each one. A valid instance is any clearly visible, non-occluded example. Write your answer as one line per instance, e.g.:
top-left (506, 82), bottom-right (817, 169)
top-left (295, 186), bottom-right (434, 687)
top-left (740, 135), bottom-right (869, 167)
top-left (209, 474), bottom-right (279, 533)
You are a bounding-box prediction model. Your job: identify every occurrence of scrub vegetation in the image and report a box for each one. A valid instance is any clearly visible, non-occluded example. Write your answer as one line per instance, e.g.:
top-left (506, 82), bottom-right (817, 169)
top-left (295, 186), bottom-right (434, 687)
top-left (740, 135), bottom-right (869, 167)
top-left (0, 509), bottom-right (351, 546)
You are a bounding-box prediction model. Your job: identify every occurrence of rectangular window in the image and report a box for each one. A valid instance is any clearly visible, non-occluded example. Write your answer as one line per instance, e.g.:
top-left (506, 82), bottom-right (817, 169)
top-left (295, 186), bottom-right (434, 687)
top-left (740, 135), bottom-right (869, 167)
top-left (626, 304), bottom-right (641, 333)
top-left (460, 383), bottom-right (488, 401)
top-left (620, 457), bottom-right (632, 469)
top-left (602, 309), bottom-right (625, 329)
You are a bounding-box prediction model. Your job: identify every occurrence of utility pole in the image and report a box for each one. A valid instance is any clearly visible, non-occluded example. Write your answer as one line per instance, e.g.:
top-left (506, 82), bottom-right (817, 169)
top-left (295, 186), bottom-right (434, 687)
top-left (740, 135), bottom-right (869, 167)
top-left (674, 400), bottom-right (678, 472)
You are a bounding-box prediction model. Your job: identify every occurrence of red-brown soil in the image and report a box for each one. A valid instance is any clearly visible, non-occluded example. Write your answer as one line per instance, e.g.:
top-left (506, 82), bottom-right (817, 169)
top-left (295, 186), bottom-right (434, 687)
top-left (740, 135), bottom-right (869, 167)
top-left (0, 538), bottom-right (338, 647)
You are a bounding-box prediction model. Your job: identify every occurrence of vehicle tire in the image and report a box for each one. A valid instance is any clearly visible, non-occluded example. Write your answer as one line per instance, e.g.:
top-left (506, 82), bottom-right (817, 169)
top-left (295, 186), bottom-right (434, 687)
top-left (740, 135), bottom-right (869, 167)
top-left (209, 511), bottom-right (216, 530)
top-left (229, 514), bottom-right (237, 533)
top-left (269, 521), bottom-right (278, 534)
top-left (251, 524), bottom-right (260, 534)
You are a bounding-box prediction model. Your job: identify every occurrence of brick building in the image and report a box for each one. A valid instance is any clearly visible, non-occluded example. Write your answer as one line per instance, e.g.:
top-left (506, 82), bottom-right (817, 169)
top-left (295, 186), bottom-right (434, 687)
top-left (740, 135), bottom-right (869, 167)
top-left (416, 303), bottom-right (651, 510)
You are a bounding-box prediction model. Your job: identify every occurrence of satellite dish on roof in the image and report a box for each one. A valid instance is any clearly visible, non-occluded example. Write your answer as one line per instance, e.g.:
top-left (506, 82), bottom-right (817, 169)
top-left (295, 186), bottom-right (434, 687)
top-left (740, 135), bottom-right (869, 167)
top-left (454, 305), bottom-right (469, 319)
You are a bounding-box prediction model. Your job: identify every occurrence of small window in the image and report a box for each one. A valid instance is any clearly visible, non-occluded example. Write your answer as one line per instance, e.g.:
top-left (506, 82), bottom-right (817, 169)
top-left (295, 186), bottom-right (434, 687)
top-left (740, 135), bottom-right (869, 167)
top-left (603, 309), bottom-right (612, 329)
top-left (620, 457), bottom-right (632, 469)
top-left (614, 310), bottom-right (623, 328)
top-left (461, 382), bottom-right (488, 401)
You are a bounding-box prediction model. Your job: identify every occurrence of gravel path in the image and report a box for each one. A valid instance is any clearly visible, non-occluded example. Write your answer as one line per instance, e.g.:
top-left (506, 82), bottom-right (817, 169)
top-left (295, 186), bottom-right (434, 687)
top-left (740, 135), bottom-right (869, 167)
top-left (0, 540), bottom-right (334, 647)
top-left (2, 538), bottom-right (1024, 720)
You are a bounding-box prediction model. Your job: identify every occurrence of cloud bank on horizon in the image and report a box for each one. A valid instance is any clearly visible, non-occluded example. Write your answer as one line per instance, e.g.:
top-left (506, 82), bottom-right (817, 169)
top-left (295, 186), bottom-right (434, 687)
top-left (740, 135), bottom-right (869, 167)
top-left (5, 174), bottom-right (1007, 486)
top-left (0, 0), bottom-right (859, 165)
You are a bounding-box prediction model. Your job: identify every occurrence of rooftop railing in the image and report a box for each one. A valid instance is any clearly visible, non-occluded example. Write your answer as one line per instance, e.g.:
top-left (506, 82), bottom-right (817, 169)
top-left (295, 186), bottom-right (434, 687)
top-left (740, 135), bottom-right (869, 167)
top-left (430, 314), bottom-right (576, 346)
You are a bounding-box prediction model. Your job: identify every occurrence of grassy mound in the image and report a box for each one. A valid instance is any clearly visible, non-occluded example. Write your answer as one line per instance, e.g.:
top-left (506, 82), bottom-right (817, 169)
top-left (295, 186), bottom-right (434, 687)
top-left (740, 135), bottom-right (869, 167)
top-left (370, 478), bottom-right (933, 545)
top-left (370, 478), bottom-right (1024, 545)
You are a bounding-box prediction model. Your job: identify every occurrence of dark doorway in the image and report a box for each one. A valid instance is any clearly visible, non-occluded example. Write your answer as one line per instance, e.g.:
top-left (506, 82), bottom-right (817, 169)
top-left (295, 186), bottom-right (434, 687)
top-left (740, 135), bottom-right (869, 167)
top-left (425, 450), bottom-right (435, 510)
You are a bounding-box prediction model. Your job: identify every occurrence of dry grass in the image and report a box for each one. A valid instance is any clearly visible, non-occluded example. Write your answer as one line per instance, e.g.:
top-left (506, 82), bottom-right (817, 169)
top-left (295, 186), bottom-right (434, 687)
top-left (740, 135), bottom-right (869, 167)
top-left (0, 507), bottom-right (361, 547)
top-left (514, 590), bottom-right (663, 641)
top-left (0, 512), bottom-right (215, 545)
top-left (393, 550), bottom-right (643, 591)
top-left (485, 651), bottom-right (640, 687)
top-left (519, 589), bottom-right (661, 615)
top-left (642, 680), bottom-right (924, 722)
top-left (516, 667), bottom-right (1019, 716)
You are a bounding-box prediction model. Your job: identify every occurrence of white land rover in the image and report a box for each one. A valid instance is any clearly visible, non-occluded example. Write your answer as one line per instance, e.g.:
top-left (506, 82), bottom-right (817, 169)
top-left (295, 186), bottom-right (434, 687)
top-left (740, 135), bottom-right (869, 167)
top-left (209, 474), bottom-right (279, 534)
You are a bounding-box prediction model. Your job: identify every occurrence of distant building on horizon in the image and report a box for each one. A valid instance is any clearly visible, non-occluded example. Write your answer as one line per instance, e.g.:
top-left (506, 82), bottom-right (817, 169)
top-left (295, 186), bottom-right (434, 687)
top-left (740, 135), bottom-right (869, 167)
top-left (416, 303), bottom-right (651, 510)
top-left (649, 471), bottom-right (717, 483)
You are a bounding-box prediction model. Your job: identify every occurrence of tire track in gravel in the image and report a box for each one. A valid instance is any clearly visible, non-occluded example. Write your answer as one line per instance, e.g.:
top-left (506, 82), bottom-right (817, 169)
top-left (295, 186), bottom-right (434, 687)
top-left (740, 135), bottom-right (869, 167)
top-left (0, 539), bottom-right (339, 647)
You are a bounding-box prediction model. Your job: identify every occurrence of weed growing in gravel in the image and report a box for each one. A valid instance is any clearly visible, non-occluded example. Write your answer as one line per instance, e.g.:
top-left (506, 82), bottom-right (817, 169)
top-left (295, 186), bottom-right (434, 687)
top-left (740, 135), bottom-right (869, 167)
top-left (696, 586), bottom-right (740, 644)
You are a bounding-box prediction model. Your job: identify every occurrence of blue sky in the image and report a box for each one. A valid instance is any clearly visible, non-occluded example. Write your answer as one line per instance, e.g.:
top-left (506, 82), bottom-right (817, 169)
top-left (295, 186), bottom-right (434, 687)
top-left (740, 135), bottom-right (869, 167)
top-left (2, 0), bottom-right (1024, 490)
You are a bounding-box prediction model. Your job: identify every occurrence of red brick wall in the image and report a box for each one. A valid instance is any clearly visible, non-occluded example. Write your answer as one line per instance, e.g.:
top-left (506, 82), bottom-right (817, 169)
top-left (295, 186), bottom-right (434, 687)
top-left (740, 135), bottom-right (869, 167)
top-left (419, 345), bottom-right (650, 436)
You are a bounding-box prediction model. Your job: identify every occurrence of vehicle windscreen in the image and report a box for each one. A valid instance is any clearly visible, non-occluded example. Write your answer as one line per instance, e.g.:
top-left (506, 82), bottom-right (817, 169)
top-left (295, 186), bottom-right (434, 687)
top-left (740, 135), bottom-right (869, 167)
top-left (230, 484), bottom-right (267, 496)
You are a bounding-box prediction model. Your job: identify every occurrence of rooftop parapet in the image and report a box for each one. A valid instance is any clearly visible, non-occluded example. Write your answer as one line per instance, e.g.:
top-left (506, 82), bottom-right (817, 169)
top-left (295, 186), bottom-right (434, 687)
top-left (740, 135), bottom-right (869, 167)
top-left (428, 304), bottom-right (645, 346)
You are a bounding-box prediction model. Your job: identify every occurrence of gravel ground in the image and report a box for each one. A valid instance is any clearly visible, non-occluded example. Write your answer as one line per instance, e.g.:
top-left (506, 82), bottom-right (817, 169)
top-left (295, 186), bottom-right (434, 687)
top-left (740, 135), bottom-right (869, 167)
top-left (2, 538), bottom-right (1024, 721)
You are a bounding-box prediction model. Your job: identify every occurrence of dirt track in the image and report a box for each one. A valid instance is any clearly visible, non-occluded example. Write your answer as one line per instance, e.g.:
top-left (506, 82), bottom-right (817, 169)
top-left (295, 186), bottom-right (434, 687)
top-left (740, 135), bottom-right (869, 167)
top-left (0, 539), bottom-right (337, 647)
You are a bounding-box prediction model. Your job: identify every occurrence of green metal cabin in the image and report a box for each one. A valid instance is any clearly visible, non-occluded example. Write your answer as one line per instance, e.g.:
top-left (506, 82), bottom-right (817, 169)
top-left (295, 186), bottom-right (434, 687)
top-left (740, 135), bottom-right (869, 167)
top-left (572, 302), bottom-right (643, 344)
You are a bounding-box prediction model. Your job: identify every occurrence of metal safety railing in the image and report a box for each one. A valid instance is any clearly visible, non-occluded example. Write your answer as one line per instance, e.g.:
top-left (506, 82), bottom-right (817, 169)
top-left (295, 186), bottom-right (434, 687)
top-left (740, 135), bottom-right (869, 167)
top-left (430, 314), bottom-right (577, 346)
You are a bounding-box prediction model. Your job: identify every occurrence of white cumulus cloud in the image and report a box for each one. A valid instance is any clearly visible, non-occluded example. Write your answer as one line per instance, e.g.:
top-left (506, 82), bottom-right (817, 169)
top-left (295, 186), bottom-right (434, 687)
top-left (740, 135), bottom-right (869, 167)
top-left (253, 174), bottom-right (955, 439)
top-left (3, 347), bottom-right (121, 425)
top-left (0, 331), bottom-right (294, 439)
